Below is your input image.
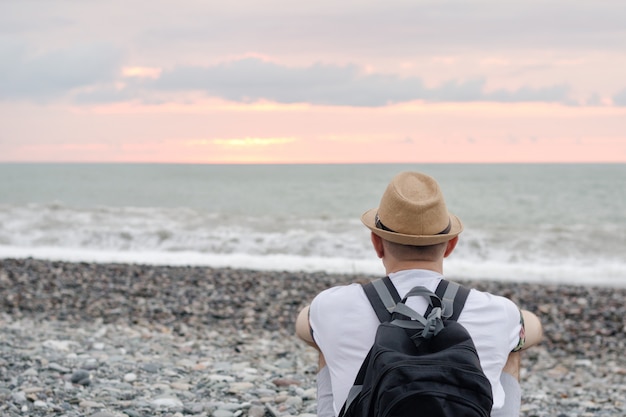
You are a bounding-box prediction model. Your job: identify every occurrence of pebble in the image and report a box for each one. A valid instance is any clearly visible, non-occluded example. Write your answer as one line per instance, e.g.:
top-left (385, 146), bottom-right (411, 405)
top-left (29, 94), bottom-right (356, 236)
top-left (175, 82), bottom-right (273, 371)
top-left (229, 382), bottom-right (255, 393)
top-left (213, 410), bottom-right (234, 417)
top-left (1, 258), bottom-right (625, 417)
top-left (79, 400), bottom-right (105, 408)
top-left (124, 372), bottom-right (137, 382)
top-left (71, 369), bottom-right (92, 385)
top-left (49, 362), bottom-right (71, 373)
top-left (151, 397), bottom-right (184, 408)
top-left (170, 381), bottom-right (191, 390)
top-left (11, 392), bottom-right (27, 404)
top-left (140, 363), bottom-right (161, 373)
top-left (33, 400), bottom-right (48, 409)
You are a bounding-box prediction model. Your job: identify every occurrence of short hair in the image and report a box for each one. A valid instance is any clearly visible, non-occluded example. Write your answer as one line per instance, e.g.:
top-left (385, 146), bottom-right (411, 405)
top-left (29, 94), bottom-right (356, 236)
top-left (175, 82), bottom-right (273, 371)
top-left (382, 239), bottom-right (448, 262)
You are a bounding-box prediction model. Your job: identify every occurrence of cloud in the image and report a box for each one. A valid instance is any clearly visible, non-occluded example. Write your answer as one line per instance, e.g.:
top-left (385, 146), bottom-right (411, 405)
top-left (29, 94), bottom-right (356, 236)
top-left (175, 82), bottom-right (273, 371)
top-left (0, 40), bottom-right (123, 101)
top-left (1, 1), bottom-right (624, 107)
top-left (152, 58), bottom-right (418, 106)
top-left (122, 1), bottom-right (626, 55)
top-left (0, 42), bottom-right (596, 107)
top-left (613, 88), bottom-right (626, 106)
top-left (148, 58), bottom-right (570, 106)
top-left (485, 84), bottom-right (570, 103)
top-left (586, 93), bottom-right (604, 106)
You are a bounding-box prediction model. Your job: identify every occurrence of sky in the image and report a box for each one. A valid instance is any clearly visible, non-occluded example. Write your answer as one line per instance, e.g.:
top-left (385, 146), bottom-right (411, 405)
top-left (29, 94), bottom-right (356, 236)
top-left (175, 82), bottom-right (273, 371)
top-left (1, 0), bottom-right (626, 164)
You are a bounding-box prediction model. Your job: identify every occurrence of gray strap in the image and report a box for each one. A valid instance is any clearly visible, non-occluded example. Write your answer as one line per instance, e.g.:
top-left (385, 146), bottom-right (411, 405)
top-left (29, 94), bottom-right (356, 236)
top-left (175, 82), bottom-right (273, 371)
top-left (403, 286), bottom-right (442, 310)
top-left (440, 282), bottom-right (459, 319)
top-left (390, 319), bottom-right (424, 329)
top-left (343, 384), bottom-right (363, 412)
top-left (391, 303), bottom-right (429, 324)
top-left (371, 279), bottom-right (397, 314)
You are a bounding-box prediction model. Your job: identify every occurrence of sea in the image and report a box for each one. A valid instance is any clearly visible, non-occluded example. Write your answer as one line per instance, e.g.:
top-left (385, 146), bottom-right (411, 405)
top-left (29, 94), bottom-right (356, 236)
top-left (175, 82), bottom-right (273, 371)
top-left (0, 163), bottom-right (624, 286)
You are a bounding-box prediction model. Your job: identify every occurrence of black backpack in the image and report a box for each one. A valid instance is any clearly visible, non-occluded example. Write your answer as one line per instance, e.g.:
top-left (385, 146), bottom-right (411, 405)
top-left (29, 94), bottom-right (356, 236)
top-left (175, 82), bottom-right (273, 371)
top-left (338, 277), bottom-right (493, 417)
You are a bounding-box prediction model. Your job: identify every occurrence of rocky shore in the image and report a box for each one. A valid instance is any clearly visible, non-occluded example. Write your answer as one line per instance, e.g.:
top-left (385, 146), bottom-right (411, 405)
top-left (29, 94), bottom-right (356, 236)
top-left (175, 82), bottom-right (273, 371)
top-left (1, 258), bottom-right (625, 416)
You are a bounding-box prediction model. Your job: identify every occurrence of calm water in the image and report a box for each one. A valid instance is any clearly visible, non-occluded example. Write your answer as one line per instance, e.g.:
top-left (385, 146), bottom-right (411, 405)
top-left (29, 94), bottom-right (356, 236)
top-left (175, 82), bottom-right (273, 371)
top-left (1, 163), bottom-right (624, 286)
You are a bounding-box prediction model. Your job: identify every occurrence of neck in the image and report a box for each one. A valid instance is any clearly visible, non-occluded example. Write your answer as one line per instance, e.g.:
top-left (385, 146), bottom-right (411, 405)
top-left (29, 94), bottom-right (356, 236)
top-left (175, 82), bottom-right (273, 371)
top-left (384, 259), bottom-right (444, 275)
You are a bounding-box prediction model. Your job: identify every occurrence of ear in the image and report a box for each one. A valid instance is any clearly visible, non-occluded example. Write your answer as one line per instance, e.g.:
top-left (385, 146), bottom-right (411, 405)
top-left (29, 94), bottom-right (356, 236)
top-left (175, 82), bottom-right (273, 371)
top-left (371, 232), bottom-right (385, 258)
top-left (443, 236), bottom-right (459, 258)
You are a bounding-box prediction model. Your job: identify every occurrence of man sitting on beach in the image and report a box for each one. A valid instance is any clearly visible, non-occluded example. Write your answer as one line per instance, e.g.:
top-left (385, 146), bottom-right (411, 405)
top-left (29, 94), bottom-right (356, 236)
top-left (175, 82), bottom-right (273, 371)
top-left (295, 171), bottom-right (543, 417)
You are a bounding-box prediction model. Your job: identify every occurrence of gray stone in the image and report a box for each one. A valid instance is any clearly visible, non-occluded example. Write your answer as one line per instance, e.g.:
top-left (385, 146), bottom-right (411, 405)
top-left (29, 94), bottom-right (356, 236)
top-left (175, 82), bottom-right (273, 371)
top-left (123, 372), bottom-right (137, 382)
top-left (33, 400), bottom-right (48, 409)
top-left (228, 381), bottom-right (254, 393)
top-left (22, 367), bottom-right (38, 377)
top-left (285, 395), bottom-right (303, 408)
top-left (151, 397), bottom-right (183, 408)
top-left (49, 362), bottom-right (71, 373)
top-left (248, 405), bottom-right (266, 417)
top-left (79, 400), bottom-right (105, 408)
top-left (141, 363), bottom-right (161, 373)
top-left (212, 409), bottom-right (234, 417)
top-left (90, 412), bottom-right (117, 417)
top-left (81, 358), bottom-right (99, 370)
top-left (71, 369), bottom-right (92, 385)
top-left (11, 392), bottom-right (27, 404)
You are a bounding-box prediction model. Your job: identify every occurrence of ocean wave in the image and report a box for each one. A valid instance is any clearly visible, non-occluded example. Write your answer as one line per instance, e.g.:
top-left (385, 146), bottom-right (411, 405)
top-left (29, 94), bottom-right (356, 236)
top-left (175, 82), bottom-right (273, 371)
top-left (1, 202), bottom-right (625, 286)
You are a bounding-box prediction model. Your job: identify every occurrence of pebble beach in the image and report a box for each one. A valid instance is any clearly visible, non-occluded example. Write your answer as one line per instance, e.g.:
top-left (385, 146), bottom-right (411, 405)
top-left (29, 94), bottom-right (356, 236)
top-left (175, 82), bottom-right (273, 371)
top-left (1, 258), bottom-right (625, 417)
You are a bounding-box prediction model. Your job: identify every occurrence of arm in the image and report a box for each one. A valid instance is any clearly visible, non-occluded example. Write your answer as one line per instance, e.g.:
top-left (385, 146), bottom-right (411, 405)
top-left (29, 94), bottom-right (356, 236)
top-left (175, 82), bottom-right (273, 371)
top-left (519, 309), bottom-right (543, 350)
top-left (502, 309), bottom-right (543, 384)
top-left (296, 305), bottom-right (318, 349)
top-left (296, 305), bottom-right (327, 369)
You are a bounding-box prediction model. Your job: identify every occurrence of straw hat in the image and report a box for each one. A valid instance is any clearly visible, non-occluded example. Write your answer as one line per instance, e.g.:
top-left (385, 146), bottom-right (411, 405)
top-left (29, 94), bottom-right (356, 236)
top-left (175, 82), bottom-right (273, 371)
top-left (361, 172), bottom-right (463, 246)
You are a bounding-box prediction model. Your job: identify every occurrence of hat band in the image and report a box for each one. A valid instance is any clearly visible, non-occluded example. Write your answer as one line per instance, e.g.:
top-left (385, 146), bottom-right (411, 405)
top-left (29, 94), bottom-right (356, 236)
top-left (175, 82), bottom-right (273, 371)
top-left (375, 213), bottom-right (452, 236)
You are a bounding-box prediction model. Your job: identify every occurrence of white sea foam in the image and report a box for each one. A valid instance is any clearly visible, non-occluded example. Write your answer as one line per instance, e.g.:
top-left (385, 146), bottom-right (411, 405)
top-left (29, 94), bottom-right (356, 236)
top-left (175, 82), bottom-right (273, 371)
top-left (2, 244), bottom-right (625, 287)
top-left (0, 245), bottom-right (385, 276)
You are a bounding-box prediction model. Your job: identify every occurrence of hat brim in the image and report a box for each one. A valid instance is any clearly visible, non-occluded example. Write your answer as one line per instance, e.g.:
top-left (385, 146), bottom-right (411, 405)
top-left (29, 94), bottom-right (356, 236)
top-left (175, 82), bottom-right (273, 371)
top-left (361, 208), bottom-right (463, 246)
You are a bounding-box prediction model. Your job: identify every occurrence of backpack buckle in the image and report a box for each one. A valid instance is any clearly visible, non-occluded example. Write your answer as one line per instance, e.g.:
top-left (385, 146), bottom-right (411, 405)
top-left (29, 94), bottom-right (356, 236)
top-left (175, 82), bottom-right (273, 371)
top-left (422, 307), bottom-right (443, 339)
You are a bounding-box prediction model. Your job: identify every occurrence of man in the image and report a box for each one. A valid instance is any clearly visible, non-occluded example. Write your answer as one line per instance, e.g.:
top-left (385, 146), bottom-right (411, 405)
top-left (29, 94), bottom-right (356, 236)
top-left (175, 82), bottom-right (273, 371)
top-left (296, 171), bottom-right (543, 417)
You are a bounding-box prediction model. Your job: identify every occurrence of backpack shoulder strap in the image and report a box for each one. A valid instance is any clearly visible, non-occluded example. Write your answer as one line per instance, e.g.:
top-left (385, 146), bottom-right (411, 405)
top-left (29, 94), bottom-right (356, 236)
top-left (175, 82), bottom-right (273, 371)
top-left (426, 280), bottom-right (470, 321)
top-left (361, 276), bottom-right (401, 323)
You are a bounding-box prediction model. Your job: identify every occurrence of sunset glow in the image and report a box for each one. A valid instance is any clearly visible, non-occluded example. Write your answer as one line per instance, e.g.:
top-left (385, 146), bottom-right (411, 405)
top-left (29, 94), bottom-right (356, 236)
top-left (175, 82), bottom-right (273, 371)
top-left (122, 67), bottom-right (163, 79)
top-left (1, 1), bottom-right (625, 164)
top-left (212, 138), bottom-right (297, 147)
